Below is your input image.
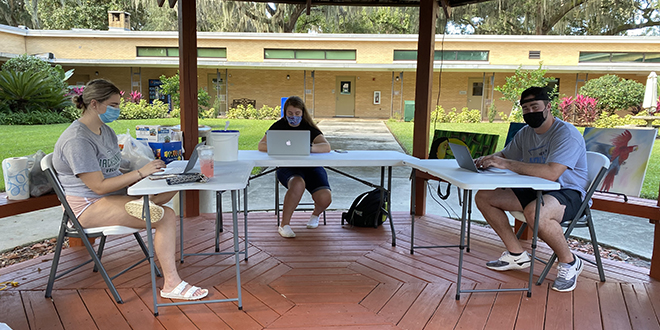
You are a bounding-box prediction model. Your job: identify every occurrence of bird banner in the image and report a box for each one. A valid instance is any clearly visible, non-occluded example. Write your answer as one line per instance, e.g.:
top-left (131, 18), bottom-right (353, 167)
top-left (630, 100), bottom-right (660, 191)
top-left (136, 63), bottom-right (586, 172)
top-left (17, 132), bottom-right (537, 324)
top-left (583, 127), bottom-right (657, 197)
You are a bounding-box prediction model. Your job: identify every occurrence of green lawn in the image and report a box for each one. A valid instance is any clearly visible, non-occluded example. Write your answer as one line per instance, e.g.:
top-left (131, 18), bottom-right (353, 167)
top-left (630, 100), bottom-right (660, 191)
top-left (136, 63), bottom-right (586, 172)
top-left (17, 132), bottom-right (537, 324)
top-left (0, 118), bottom-right (276, 192)
top-left (386, 121), bottom-right (660, 200)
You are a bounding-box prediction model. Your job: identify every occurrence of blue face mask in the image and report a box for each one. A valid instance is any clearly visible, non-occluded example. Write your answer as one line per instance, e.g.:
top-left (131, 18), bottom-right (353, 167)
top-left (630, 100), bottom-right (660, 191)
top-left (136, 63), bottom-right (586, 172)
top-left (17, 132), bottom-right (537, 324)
top-left (286, 115), bottom-right (302, 126)
top-left (99, 105), bottom-right (121, 123)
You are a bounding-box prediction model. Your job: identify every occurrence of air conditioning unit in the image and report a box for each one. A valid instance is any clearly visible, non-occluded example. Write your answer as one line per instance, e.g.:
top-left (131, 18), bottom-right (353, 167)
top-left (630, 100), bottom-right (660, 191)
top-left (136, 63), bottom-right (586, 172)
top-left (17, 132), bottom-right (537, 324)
top-left (33, 52), bottom-right (55, 61)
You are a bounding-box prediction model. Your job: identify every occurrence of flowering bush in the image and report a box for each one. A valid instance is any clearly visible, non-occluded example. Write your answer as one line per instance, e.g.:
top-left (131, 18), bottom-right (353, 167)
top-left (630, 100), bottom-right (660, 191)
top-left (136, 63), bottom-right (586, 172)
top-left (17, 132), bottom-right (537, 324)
top-left (559, 95), bottom-right (598, 126)
top-left (129, 91), bottom-right (142, 103)
top-left (65, 86), bottom-right (84, 98)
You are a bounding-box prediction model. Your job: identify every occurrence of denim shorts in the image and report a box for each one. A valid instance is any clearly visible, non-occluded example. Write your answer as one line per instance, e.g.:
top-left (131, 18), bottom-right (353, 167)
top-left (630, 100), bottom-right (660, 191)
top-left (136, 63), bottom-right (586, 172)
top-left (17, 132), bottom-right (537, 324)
top-left (276, 167), bottom-right (331, 194)
top-left (511, 188), bottom-right (582, 223)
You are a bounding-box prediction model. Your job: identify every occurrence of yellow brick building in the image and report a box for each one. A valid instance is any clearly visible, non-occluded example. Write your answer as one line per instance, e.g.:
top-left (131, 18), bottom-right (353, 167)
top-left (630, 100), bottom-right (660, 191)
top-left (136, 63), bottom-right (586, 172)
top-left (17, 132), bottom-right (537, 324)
top-left (1, 20), bottom-right (659, 119)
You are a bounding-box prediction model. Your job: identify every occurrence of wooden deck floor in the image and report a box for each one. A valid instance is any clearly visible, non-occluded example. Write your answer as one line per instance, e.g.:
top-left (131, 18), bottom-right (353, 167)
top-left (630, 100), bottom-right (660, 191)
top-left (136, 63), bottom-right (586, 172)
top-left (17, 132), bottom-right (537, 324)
top-left (1, 211), bottom-right (658, 330)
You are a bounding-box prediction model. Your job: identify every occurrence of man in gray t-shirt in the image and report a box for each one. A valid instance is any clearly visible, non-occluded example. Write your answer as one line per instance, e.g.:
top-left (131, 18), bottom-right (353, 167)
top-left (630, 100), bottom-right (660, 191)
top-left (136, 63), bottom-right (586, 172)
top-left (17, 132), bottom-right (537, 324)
top-left (474, 86), bottom-right (588, 293)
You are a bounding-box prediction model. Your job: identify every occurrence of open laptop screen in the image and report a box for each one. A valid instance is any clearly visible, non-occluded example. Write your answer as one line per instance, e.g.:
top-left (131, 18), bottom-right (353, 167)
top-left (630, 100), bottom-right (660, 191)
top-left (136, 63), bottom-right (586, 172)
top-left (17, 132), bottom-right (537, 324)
top-left (266, 130), bottom-right (311, 156)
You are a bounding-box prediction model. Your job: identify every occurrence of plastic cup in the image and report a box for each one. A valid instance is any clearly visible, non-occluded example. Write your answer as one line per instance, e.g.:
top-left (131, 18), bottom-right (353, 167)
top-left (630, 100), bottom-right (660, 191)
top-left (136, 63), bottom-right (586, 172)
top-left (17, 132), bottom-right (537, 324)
top-left (198, 145), bottom-right (214, 178)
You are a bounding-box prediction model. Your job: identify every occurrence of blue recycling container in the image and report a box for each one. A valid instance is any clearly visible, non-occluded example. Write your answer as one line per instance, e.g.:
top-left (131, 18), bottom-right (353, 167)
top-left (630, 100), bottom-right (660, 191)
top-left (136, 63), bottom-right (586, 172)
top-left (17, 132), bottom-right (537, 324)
top-left (280, 97), bottom-right (288, 117)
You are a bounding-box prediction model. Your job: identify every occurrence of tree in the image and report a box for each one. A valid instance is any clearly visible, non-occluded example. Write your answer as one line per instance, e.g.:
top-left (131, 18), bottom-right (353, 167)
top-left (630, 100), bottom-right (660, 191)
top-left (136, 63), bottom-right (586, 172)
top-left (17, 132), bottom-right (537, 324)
top-left (450, 0), bottom-right (660, 35)
top-left (38, 0), bottom-right (109, 30)
top-left (495, 63), bottom-right (558, 121)
top-left (0, 0), bottom-right (33, 27)
top-left (296, 6), bottom-right (420, 34)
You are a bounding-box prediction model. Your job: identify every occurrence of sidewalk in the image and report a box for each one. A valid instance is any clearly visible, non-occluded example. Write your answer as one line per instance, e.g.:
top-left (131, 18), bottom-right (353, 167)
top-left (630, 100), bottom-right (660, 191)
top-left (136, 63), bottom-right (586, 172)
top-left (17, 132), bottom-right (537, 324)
top-left (0, 119), bottom-right (655, 260)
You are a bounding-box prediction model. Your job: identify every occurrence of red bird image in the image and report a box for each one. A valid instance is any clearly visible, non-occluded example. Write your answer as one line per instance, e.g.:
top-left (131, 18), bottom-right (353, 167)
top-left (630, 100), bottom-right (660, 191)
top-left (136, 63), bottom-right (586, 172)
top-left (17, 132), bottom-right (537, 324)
top-left (600, 130), bottom-right (638, 191)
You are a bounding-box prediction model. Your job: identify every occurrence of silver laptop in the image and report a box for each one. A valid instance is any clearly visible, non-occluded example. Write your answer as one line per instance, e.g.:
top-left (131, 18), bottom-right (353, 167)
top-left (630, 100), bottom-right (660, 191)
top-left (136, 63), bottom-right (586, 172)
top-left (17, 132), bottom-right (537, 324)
top-left (448, 142), bottom-right (504, 173)
top-left (151, 142), bottom-right (204, 176)
top-left (267, 130), bottom-right (311, 156)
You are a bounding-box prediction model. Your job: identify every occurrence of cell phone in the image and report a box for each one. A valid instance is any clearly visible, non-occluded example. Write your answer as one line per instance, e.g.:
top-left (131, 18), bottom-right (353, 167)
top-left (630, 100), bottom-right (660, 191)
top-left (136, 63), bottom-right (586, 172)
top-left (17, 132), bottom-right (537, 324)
top-left (334, 149), bottom-right (347, 153)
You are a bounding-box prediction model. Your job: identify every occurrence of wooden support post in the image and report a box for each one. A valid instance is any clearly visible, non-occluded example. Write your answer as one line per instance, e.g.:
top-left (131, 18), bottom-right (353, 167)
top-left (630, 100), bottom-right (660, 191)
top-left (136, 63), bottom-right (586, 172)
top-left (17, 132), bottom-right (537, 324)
top-left (178, 0), bottom-right (199, 217)
top-left (412, 0), bottom-right (438, 216)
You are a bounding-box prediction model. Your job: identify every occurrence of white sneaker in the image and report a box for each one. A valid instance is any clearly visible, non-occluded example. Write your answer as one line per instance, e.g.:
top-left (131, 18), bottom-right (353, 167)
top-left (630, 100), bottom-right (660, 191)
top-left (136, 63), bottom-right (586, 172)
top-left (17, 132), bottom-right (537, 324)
top-left (278, 225), bottom-right (296, 238)
top-left (552, 254), bottom-right (584, 292)
top-left (307, 215), bottom-right (320, 229)
top-left (486, 251), bottom-right (531, 271)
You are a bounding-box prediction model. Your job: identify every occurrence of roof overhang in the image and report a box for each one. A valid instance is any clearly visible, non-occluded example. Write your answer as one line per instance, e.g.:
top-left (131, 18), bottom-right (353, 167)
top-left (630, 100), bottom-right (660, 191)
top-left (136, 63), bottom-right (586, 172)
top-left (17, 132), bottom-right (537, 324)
top-left (46, 57), bottom-right (660, 74)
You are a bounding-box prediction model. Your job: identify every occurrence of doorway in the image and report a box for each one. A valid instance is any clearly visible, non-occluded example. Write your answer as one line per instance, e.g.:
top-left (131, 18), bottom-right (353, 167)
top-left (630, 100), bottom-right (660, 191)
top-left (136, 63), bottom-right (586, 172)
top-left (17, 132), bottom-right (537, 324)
top-left (335, 76), bottom-right (355, 117)
top-left (467, 77), bottom-right (484, 113)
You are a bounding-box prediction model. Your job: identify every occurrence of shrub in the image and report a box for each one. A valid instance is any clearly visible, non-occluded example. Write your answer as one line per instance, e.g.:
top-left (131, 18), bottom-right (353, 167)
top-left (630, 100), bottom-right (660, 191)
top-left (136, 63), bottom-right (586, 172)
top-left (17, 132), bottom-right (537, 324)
top-left (199, 107), bottom-right (217, 119)
top-left (430, 106), bottom-right (481, 123)
top-left (593, 113), bottom-right (647, 128)
top-left (0, 110), bottom-right (69, 125)
top-left (580, 75), bottom-right (645, 116)
top-left (118, 99), bottom-right (169, 120)
top-left (455, 107), bottom-right (481, 123)
top-left (1, 54), bottom-right (72, 93)
top-left (559, 95), bottom-right (598, 126)
top-left (430, 105), bottom-right (446, 123)
top-left (61, 105), bottom-right (81, 121)
top-left (0, 70), bottom-right (72, 113)
top-left (169, 107), bottom-right (180, 118)
top-left (226, 104), bottom-right (280, 120)
top-left (487, 103), bottom-right (497, 123)
top-left (128, 91), bottom-right (142, 103)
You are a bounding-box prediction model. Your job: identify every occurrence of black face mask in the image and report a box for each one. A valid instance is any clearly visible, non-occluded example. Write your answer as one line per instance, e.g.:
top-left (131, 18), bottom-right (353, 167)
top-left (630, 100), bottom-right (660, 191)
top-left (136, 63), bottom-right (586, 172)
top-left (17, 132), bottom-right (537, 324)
top-left (523, 110), bottom-right (546, 128)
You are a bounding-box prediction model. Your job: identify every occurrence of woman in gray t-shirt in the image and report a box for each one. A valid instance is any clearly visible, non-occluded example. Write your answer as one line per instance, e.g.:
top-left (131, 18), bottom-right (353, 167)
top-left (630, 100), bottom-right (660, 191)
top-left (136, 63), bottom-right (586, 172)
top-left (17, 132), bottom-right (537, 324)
top-left (53, 79), bottom-right (207, 301)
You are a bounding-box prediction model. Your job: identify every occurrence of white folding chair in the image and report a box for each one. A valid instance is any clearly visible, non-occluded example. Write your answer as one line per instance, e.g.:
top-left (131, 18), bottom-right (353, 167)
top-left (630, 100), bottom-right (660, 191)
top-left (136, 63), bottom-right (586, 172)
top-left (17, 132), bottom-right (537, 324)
top-left (41, 153), bottom-right (160, 303)
top-left (512, 151), bottom-right (610, 284)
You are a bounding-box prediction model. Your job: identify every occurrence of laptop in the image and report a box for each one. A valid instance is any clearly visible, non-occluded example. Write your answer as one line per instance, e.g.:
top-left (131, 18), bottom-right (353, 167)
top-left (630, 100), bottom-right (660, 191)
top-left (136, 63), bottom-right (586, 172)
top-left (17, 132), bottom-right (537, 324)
top-left (448, 142), bottom-right (505, 173)
top-left (267, 130), bottom-right (311, 156)
top-left (151, 142), bottom-right (204, 176)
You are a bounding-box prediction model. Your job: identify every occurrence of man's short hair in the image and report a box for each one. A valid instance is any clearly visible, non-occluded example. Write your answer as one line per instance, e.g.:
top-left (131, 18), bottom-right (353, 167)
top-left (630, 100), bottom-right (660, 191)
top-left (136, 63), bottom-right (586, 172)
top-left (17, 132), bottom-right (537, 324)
top-left (520, 86), bottom-right (550, 106)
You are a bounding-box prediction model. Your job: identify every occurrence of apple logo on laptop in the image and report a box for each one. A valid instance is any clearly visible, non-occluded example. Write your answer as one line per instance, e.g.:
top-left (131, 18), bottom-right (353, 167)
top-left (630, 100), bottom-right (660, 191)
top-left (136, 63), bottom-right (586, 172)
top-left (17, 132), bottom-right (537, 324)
top-left (286, 140), bottom-right (291, 146)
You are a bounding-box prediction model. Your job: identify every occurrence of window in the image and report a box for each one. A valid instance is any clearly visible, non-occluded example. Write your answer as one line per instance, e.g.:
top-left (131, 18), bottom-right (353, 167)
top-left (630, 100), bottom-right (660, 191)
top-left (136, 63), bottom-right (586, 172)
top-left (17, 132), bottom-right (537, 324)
top-left (264, 49), bottom-right (356, 60)
top-left (579, 52), bottom-right (660, 63)
top-left (394, 50), bottom-right (488, 61)
top-left (197, 48), bottom-right (226, 58)
top-left (137, 47), bottom-right (226, 58)
top-left (529, 51), bottom-right (541, 59)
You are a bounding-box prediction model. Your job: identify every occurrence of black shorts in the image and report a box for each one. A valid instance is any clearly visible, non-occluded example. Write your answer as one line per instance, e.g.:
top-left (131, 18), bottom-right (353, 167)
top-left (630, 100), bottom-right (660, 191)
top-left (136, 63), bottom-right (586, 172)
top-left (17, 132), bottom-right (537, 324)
top-left (511, 188), bottom-right (582, 223)
top-left (276, 167), bottom-right (331, 194)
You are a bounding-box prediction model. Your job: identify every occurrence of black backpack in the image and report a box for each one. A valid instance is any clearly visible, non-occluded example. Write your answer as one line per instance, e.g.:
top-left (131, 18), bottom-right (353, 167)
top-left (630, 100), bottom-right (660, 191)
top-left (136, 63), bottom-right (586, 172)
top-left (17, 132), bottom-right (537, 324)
top-left (342, 188), bottom-right (389, 228)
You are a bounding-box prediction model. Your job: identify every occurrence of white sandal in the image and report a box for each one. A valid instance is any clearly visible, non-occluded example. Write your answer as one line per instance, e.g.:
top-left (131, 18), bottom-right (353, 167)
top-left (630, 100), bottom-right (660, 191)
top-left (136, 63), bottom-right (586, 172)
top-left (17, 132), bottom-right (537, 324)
top-left (160, 280), bottom-right (208, 300)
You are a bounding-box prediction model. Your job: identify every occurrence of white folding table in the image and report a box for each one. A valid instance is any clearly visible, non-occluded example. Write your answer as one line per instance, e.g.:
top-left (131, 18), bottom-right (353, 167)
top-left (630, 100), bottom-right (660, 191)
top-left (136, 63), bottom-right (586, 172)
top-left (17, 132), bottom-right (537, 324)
top-left (238, 150), bottom-right (418, 247)
top-left (403, 159), bottom-right (560, 299)
top-left (127, 160), bottom-right (253, 315)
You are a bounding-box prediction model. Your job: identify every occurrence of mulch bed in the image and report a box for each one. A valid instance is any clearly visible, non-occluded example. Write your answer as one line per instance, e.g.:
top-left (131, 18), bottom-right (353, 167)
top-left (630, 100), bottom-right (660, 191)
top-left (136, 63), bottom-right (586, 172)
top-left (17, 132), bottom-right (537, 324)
top-left (0, 235), bottom-right (650, 269)
top-left (0, 238), bottom-right (68, 269)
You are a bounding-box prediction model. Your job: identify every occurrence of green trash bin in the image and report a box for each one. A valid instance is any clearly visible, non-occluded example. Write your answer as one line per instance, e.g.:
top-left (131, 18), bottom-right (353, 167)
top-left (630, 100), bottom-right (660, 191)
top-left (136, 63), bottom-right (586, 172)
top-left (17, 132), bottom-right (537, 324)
top-left (404, 101), bottom-right (415, 122)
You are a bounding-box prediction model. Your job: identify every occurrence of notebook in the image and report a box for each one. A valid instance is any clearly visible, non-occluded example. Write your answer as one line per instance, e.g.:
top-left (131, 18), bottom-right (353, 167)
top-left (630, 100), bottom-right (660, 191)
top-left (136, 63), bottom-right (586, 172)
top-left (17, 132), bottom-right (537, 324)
top-left (448, 142), bottom-right (505, 173)
top-left (266, 130), bottom-right (311, 156)
top-left (151, 142), bottom-right (204, 176)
